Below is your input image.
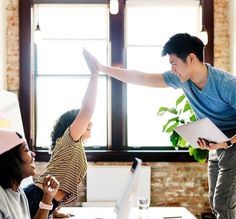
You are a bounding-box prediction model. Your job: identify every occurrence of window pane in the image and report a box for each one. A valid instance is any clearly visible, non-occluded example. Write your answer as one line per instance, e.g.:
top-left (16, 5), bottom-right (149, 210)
top-left (36, 76), bottom-right (107, 148)
top-left (37, 40), bottom-right (107, 75)
top-left (126, 47), bottom-right (182, 147)
top-left (38, 4), bottom-right (108, 39)
top-left (126, 0), bottom-right (200, 45)
top-left (34, 4), bottom-right (108, 149)
top-left (126, 0), bottom-right (200, 147)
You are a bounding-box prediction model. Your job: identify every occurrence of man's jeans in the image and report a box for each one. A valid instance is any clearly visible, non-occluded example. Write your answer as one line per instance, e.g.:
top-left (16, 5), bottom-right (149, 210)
top-left (208, 130), bottom-right (236, 219)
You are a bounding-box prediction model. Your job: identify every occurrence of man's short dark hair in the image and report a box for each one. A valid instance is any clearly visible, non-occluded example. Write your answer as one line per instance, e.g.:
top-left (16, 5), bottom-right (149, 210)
top-left (161, 33), bottom-right (205, 62)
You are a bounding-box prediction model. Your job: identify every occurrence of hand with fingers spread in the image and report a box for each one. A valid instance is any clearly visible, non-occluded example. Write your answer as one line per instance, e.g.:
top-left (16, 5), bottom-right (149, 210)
top-left (82, 48), bottom-right (101, 75)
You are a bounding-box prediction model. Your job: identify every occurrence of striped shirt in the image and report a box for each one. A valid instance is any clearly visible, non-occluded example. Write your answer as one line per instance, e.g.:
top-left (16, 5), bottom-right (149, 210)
top-left (37, 128), bottom-right (87, 205)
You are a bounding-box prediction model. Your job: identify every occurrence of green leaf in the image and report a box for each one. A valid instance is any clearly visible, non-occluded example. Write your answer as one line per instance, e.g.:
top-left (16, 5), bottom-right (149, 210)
top-left (170, 131), bottom-right (180, 147)
top-left (176, 94), bottom-right (185, 107)
top-left (189, 147), bottom-right (208, 163)
top-left (157, 107), bottom-right (178, 116)
top-left (169, 108), bottom-right (178, 114)
top-left (190, 114), bottom-right (197, 121)
top-left (166, 121), bottom-right (180, 133)
top-left (183, 101), bottom-right (191, 112)
top-left (162, 117), bottom-right (179, 132)
top-left (157, 107), bottom-right (170, 116)
top-left (178, 137), bottom-right (188, 147)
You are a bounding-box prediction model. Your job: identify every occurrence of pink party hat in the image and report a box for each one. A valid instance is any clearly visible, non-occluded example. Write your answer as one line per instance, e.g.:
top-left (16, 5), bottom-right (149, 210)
top-left (0, 129), bottom-right (25, 155)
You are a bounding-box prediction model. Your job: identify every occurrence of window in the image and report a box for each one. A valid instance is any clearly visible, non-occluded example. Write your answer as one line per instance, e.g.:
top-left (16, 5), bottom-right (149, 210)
top-left (126, 0), bottom-right (200, 147)
top-left (19, 0), bottom-right (213, 161)
top-left (34, 4), bottom-right (108, 148)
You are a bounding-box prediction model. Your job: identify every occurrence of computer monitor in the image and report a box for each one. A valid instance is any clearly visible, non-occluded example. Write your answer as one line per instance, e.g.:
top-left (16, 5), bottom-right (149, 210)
top-left (114, 157), bottom-right (142, 219)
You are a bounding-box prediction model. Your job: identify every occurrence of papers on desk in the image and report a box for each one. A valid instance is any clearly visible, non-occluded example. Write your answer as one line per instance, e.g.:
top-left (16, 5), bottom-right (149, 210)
top-left (174, 118), bottom-right (229, 148)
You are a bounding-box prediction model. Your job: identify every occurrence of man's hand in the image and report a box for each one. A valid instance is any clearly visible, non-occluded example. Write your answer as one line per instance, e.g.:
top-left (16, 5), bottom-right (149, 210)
top-left (197, 138), bottom-right (227, 150)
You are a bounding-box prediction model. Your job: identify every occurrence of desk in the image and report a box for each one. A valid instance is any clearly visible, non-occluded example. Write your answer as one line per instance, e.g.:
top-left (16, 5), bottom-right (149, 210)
top-left (58, 207), bottom-right (197, 219)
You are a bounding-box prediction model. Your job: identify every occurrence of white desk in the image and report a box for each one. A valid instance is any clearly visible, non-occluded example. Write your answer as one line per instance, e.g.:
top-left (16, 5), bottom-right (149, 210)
top-left (58, 207), bottom-right (197, 219)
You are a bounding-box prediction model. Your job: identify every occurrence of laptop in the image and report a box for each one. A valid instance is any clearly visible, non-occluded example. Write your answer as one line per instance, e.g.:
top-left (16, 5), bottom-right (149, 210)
top-left (174, 118), bottom-right (229, 148)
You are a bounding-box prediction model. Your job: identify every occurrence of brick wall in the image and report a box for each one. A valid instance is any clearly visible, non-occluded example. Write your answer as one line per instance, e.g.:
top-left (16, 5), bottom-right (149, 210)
top-left (5, 1), bottom-right (232, 218)
top-left (214, 0), bottom-right (230, 71)
top-left (5, 0), bottom-right (19, 93)
top-left (0, 0), bottom-right (6, 89)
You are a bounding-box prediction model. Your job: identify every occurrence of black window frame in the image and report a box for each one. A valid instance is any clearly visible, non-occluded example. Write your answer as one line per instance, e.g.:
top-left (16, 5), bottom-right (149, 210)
top-left (19, 0), bottom-right (213, 162)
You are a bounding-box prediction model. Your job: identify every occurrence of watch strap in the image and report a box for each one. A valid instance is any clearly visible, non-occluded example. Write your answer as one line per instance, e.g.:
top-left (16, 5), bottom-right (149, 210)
top-left (39, 201), bottom-right (53, 210)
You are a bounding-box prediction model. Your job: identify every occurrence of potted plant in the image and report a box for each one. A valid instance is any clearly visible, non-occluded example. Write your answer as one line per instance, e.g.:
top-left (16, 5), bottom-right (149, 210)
top-left (157, 94), bottom-right (208, 163)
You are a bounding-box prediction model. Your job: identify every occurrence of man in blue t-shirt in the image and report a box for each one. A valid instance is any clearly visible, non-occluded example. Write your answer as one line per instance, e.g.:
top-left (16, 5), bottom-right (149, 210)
top-left (83, 33), bottom-right (236, 219)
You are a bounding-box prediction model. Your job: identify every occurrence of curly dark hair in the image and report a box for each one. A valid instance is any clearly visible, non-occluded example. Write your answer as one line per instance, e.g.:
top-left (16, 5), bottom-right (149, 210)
top-left (162, 33), bottom-right (204, 62)
top-left (50, 109), bottom-right (80, 149)
top-left (0, 144), bottom-right (24, 188)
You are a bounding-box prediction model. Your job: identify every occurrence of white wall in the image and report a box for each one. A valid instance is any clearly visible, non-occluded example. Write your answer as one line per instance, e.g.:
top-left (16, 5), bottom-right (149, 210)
top-left (0, 0), bottom-right (6, 89)
top-left (85, 166), bottom-right (151, 206)
top-left (230, 0), bottom-right (236, 74)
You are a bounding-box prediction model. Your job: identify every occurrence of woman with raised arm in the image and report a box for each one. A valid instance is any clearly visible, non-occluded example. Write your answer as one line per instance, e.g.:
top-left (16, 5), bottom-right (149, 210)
top-left (0, 130), bottom-right (59, 219)
top-left (24, 49), bottom-right (99, 218)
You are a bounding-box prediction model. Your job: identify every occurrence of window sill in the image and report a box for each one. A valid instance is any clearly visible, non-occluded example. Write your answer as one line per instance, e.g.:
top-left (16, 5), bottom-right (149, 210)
top-left (34, 149), bottom-right (195, 162)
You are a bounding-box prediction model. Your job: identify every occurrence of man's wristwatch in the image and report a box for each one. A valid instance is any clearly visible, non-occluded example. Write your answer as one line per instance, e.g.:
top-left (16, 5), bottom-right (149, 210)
top-left (225, 139), bottom-right (233, 148)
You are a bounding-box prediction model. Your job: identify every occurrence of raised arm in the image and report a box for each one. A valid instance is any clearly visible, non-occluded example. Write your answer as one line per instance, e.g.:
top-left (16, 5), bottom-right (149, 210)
top-left (69, 50), bottom-right (98, 141)
top-left (82, 49), bottom-right (168, 88)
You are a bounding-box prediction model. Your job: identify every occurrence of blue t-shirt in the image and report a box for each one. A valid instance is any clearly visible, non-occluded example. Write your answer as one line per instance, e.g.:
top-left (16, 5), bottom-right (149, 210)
top-left (163, 64), bottom-right (236, 131)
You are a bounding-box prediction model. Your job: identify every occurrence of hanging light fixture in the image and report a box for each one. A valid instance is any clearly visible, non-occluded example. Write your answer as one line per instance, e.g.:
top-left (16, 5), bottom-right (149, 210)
top-left (199, 25), bottom-right (208, 46)
top-left (34, 4), bottom-right (43, 44)
top-left (110, 0), bottom-right (119, 15)
top-left (34, 22), bottom-right (43, 44)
